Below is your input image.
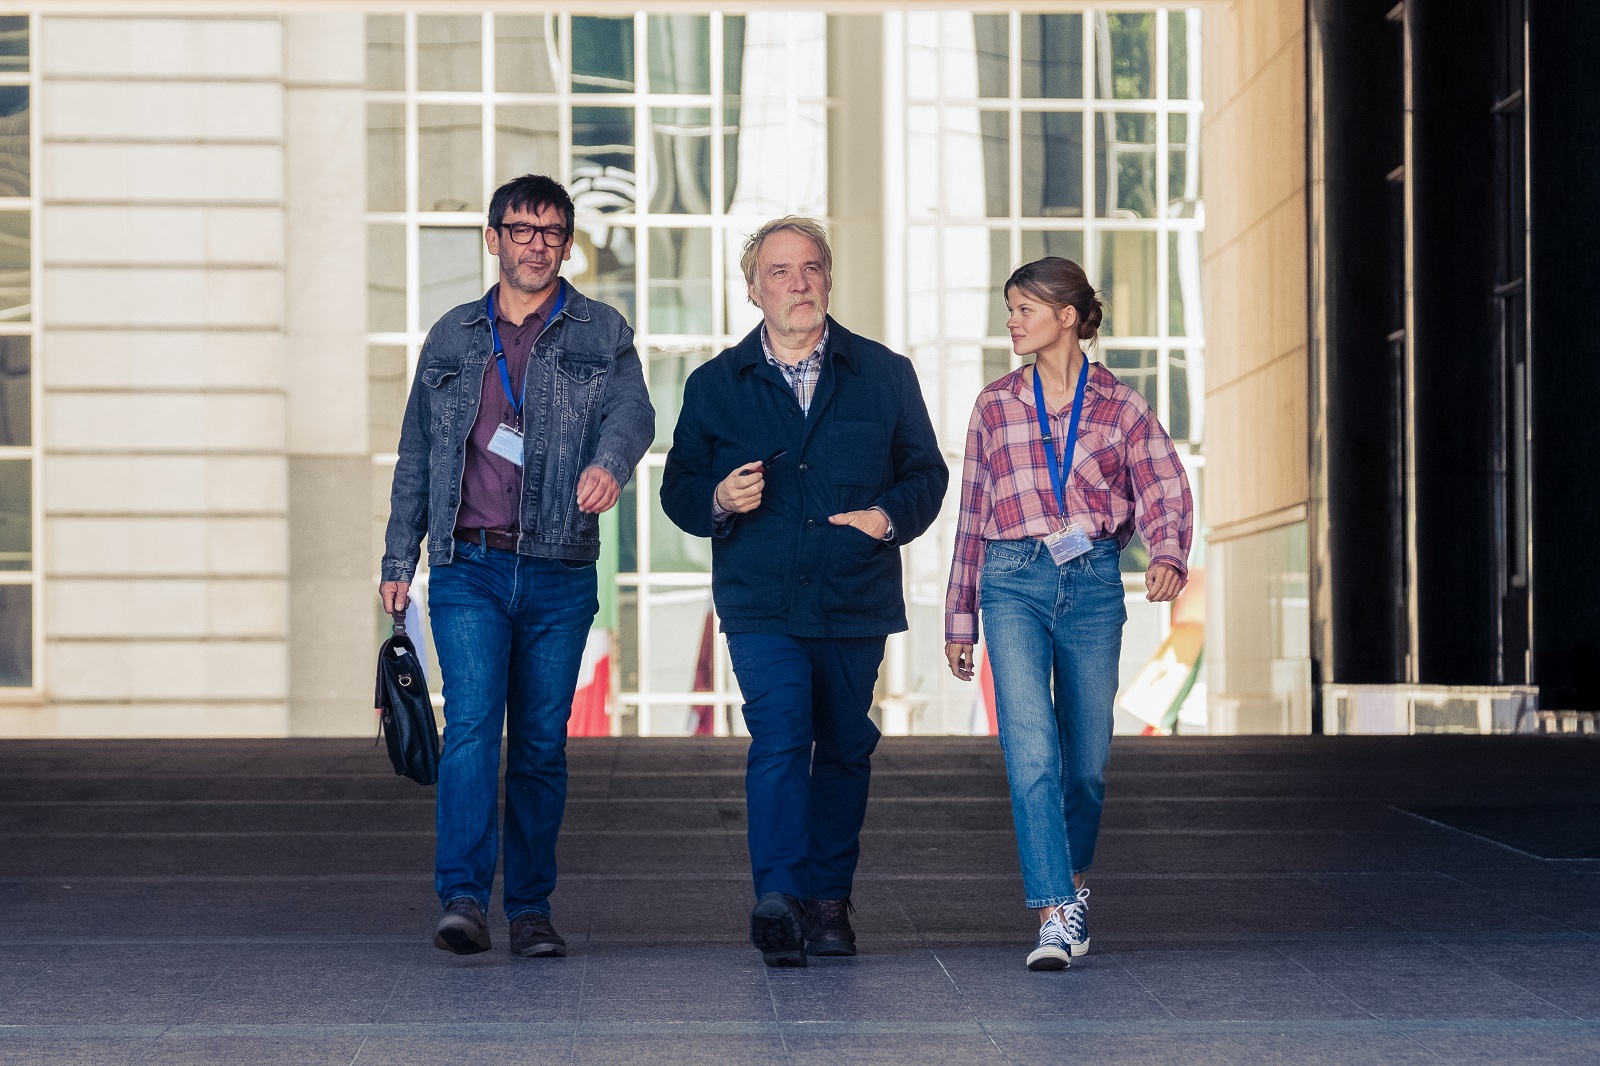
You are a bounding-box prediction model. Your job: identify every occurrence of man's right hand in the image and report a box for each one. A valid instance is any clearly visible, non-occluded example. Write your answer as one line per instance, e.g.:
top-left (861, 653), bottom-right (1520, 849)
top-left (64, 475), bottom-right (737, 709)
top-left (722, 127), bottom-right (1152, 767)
top-left (380, 580), bottom-right (411, 615)
top-left (715, 462), bottom-right (766, 514)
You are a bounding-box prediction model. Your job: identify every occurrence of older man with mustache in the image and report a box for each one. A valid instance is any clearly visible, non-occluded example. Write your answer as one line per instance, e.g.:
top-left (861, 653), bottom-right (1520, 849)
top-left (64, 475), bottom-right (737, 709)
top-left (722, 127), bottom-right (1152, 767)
top-left (661, 217), bottom-right (948, 966)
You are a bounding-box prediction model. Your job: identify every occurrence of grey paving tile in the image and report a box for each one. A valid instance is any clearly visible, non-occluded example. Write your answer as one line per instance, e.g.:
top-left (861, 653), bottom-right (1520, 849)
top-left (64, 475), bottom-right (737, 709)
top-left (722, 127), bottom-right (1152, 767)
top-left (0, 1028), bottom-right (163, 1066)
top-left (574, 945), bottom-right (776, 1023)
top-left (766, 948), bottom-right (969, 1023)
top-left (573, 1034), bottom-right (782, 1065)
top-left (1110, 945), bottom-right (1373, 1021)
top-left (1311, 874), bottom-right (1575, 935)
top-left (380, 946), bottom-right (584, 1023)
top-left (187, 944), bottom-right (415, 1024)
top-left (1406, 1023), bottom-right (1600, 1064)
top-left (0, 944), bottom-right (240, 1024)
top-left (784, 1033), bottom-right (1007, 1065)
top-left (138, 1031), bottom-right (366, 1065)
top-left (1442, 937), bottom-right (1600, 1014)
top-left (930, 946), bottom-right (1172, 1021)
top-left (996, 1032), bottom-right (1240, 1065)
top-left (1275, 941), bottom-right (1572, 1019)
top-left (353, 1033), bottom-right (573, 1065)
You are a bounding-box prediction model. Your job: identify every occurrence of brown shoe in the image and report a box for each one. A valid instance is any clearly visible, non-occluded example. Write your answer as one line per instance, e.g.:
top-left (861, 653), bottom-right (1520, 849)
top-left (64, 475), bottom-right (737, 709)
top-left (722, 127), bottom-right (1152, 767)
top-left (806, 897), bottom-right (857, 956)
top-left (433, 897), bottom-right (491, 955)
top-left (509, 912), bottom-right (567, 957)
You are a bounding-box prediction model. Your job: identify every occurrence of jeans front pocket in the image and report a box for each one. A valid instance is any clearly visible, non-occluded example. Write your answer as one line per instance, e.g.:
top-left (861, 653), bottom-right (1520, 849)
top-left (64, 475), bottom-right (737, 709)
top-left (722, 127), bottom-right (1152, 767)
top-left (982, 540), bottom-right (1035, 577)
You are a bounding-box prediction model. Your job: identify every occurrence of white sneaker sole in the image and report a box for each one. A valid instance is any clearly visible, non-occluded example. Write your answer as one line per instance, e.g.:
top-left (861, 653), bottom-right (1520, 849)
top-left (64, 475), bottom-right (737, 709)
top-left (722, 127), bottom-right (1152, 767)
top-left (1071, 936), bottom-right (1090, 957)
top-left (1026, 945), bottom-right (1071, 971)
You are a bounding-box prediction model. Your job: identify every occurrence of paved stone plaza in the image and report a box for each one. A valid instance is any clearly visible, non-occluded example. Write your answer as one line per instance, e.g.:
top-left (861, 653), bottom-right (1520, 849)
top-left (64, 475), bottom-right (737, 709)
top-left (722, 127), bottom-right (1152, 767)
top-left (0, 736), bottom-right (1596, 1064)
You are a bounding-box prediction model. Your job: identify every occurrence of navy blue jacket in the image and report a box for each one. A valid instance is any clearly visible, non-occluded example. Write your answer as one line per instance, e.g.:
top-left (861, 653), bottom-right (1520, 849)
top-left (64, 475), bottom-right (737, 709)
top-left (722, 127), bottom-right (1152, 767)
top-left (661, 318), bottom-right (948, 637)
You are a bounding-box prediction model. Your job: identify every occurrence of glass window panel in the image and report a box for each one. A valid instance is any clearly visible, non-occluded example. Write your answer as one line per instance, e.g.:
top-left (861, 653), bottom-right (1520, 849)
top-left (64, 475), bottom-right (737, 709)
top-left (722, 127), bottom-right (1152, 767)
top-left (907, 106), bottom-right (938, 220)
top-left (906, 225), bottom-right (938, 343)
top-left (723, 229), bottom-right (761, 336)
top-left (794, 104), bottom-right (829, 217)
top-left (495, 15), bottom-right (558, 94)
top-left (418, 105), bottom-right (482, 213)
top-left (618, 583), bottom-right (639, 689)
top-left (723, 16), bottom-right (746, 97)
top-left (974, 14), bottom-right (1010, 98)
top-left (366, 102), bottom-right (404, 212)
top-left (573, 16), bottom-right (635, 93)
top-left (1022, 14), bottom-right (1082, 99)
top-left (573, 222), bottom-right (636, 324)
top-left (0, 88), bottom-right (27, 197)
top-left (618, 483), bottom-right (639, 573)
top-left (1095, 13), bottom-right (1155, 100)
top-left (648, 468), bottom-right (712, 573)
top-left (1098, 230), bottom-right (1158, 337)
top-left (983, 345), bottom-right (1014, 385)
top-left (649, 15), bottom-right (710, 95)
top-left (1095, 111), bottom-right (1157, 219)
top-left (1021, 111), bottom-right (1082, 218)
top-left (944, 226), bottom-right (992, 340)
top-left (417, 15), bottom-right (481, 93)
top-left (1169, 10), bottom-right (1197, 100)
top-left (1021, 229), bottom-right (1085, 267)
top-left (1105, 349), bottom-right (1158, 410)
top-left (0, 335), bottom-right (27, 446)
top-left (0, 584), bottom-right (28, 686)
top-left (649, 228), bottom-right (712, 335)
top-left (906, 13), bottom-right (939, 100)
top-left (368, 346), bottom-right (406, 453)
top-left (988, 228), bottom-right (1011, 337)
top-left (1169, 113), bottom-right (1201, 212)
top-left (647, 345), bottom-right (712, 453)
top-left (0, 16), bottom-right (27, 74)
top-left (418, 227), bottom-right (484, 328)
top-left (0, 212), bottom-right (29, 323)
top-left (957, 110), bottom-right (1008, 218)
top-left (722, 107), bottom-right (741, 213)
top-left (365, 15), bottom-right (404, 91)
top-left (1169, 349), bottom-right (1193, 442)
top-left (572, 107), bottom-right (636, 214)
top-left (495, 106), bottom-right (559, 187)
top-left (650, 108), bottom-right (712, 214)
top-left (1169, 230), bottom-right (1203, 337)
top-left (367, 224), bottom-right (405, 332)
top-left (0, 458), bottom-right (29, 571)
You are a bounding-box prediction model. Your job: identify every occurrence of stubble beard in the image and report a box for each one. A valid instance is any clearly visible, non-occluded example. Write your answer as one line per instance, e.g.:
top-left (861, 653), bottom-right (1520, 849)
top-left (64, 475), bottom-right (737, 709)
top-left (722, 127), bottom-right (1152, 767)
top-left (504, 251), bottom-right (558, 295)
top-left (774, 296), bottom-right (825, 335)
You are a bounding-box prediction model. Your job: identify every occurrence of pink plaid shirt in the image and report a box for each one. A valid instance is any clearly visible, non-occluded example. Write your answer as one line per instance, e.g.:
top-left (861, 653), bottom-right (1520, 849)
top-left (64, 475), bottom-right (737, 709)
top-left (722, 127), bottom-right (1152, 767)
top-left (943, 362), bottom-right (1194, 644)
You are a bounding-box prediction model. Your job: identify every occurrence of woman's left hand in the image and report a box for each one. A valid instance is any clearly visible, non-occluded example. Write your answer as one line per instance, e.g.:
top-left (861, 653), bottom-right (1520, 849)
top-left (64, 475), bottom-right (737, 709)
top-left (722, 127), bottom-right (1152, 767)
top-left (1145, 562), bottom-right (1183, 603)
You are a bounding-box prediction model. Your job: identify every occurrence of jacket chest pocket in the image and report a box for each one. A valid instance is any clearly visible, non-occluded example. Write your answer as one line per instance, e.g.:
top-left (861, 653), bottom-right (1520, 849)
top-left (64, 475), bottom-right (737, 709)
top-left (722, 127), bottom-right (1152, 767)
top-left (421, 364), bottom-right (463, 433)
top-left (554, 356), bottom-right (609, 410)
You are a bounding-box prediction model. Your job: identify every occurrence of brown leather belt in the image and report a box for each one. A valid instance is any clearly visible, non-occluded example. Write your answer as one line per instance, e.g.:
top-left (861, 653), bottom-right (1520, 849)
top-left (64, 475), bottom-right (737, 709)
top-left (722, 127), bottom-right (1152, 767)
top-left (454, 526), bottom-right (518, 551)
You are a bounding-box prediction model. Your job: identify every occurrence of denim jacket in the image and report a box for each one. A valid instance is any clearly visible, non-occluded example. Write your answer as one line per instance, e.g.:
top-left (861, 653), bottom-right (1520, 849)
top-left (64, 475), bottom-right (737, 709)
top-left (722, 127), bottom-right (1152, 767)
top-left (382, 282), bottom-right (654, 582)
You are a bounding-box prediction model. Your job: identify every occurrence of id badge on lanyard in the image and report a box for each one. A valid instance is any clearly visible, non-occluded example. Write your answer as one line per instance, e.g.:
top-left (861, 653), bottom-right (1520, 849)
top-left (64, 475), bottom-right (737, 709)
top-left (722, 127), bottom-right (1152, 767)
top-left (1035, 359), bottom-right (1093, 565)
top-left (484, 283), bottom-right (567, 468)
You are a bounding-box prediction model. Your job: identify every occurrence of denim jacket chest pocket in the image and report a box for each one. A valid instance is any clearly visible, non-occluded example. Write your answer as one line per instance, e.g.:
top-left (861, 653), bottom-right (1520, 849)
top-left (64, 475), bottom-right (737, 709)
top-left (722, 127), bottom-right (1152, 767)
top-left (420, 363), bottom-right (464, 435)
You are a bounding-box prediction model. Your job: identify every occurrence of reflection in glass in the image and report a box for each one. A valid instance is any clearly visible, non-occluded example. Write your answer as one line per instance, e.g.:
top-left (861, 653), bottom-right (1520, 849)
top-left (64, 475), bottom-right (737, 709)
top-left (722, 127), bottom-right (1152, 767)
top-left (366, 15), bottom-right (404, 91)
top-left (794, 104), bottom-right (829, 216)
top-left (1022, 14), bottom-right (1082, 98)
top-left (1169, 10), bottom-right (1197, 100)
top-left (367, 224), bottom-right (405, 332)
top-left (572, 108), bottom-right (636, 214)
top-left (0, 88), bottom-right (24, 198)
top-left (906, 12), bottom-right (938, 100)
top-left (1021, 111), bottom-right (1082, 217)
top-left (368, 346), bottom-right (406, 453)
top-left (417, 16), bottom-right (481, 93)
top-left (0, 584), bottom-right (28, 686)
top-left (1096, 112), bottom-right (1156, 219)
top-left (1098, 231), bottom-right (1157, 336)
top-left (0, 459), bottom-right (28, 571)
top-left (0, 16), bottom-right (26, 74)
top-left (1169, 230), bottom-right (1204, 338)
top-left (974, 14), bottom-right (1010, 98)
top-left (418, 227), bottom-right (483, 328)
top-left (1105, 349), bottom-right (1158, 411)
top-left (496, 15), bottom-right (558, 94)
top-left (0, 212), bottom-right (29, 322)
top-left (1169, 349), bottom-right (1195, 442)
top-left (647, 345), bottom-right (712, 452)
top-left (649, 228), bottom-right (712, 335)
top-left (944, 226), bottom-right (992, 340)
top-left (573, 16), bottom-right (635, 93)
top-left (723, 230), bottom-right (761, 337)
top-left (648, 15), bottom-right (710, 95)
top-left (907, 107), bottom-right (937, 219)
top-left (366, 102), bottom-right (404, 212)
top-left (618, 482), bottom-right (638, 573)
top-left (1095, 13), bottom-right (1155, 99)
top-left (496, 107), bottom-right (559, 188)
top-left (648, 467), bottom-right (712, 573)
top-left (418, 105), bottom-right (482, 213)
top-left (650, 108), bottom-right (712, 214)
top-left (977, 111), bottom-right (1009, 218)
top-left (983, 346), bottom-right (1014, 385)
top-left (0, 335), bottom-right (27, 446)
top-left (573, 223), bottom-right (636, 324)
top-left (1021, 229), bottom-right (1085, 267)
top-left (1169, 113), bottom-right (1201, 212)
top-left (988, 228), bottom-right (1012, 337)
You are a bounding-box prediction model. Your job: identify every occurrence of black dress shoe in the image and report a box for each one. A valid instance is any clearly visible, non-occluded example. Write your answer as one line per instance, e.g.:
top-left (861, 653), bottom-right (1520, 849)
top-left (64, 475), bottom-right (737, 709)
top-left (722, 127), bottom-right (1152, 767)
top-left (433, 897), bottom-right (491, 955)
top-left (750, 892), bottom-right (808, 968)
top-left (509, 912), bottom-right (567, 958)
top-left (806, 897), bottom-right (857, 956)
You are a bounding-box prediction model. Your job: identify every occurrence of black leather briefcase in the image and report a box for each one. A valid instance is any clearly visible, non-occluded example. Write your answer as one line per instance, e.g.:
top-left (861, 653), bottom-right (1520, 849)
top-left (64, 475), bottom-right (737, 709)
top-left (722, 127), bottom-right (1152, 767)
top-left (374, 613), bottom-right (441, 786)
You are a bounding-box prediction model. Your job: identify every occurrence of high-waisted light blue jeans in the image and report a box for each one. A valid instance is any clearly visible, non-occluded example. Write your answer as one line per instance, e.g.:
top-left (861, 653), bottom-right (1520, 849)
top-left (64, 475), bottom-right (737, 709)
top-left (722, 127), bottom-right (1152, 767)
top-left (980, 537), bottom-right (1126, 909)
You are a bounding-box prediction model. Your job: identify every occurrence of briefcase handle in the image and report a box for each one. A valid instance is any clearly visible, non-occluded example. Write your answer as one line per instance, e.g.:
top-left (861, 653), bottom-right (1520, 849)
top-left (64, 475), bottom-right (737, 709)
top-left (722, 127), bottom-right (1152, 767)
top-left (391, 608), bottom-right (407, 638)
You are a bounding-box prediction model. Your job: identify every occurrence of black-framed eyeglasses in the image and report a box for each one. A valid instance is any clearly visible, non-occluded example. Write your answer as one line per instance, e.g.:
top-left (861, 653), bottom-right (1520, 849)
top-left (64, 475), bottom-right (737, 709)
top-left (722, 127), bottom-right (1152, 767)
top-left (500, 222), bottom-right (571, 247)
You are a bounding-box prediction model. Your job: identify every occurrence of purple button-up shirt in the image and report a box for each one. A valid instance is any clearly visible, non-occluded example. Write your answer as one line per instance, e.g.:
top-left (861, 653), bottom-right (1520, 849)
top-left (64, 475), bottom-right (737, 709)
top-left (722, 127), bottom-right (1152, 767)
top-left (456, 282), bottom-right (561, 533)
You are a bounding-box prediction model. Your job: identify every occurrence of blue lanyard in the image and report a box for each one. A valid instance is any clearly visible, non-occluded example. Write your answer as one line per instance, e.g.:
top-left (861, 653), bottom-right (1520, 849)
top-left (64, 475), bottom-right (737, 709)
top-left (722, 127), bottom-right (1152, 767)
top-left (1033, 358), bottom-right (1089, 519)
top-left (486, 281), bottom-right (566, 417)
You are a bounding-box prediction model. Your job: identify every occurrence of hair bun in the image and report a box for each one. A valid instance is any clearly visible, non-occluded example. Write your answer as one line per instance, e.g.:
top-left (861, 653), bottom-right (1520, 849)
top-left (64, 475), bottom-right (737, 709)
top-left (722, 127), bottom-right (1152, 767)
top-left (1078, 297), bottom-right (1104, 341)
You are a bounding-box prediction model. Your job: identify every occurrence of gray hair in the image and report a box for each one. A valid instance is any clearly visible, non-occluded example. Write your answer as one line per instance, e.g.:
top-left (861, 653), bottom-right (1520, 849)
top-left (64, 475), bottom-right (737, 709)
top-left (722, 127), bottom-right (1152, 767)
top-left (739, 216), bottom-right (834, 289)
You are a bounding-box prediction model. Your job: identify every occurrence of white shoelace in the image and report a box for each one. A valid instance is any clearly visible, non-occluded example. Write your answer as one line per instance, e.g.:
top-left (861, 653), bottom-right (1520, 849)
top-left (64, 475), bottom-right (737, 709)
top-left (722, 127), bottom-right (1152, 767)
top-left (1045, 887), bottom-right (1090, 947)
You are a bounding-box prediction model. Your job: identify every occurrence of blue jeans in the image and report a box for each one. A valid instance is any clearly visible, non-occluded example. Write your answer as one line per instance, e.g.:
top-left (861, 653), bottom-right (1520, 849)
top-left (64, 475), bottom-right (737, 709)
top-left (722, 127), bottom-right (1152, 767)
top-left (427, 540), bottom-right (598, 920)
top-left (726, 633), bottom-right (887, 901)
top-left (980, 538), bottom-right (1126, 909)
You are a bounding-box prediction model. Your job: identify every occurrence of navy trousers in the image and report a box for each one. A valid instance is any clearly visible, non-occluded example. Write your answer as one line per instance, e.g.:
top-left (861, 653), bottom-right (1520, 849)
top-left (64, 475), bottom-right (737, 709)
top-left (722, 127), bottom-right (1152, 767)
top-left (726, 633), bottom-right (886, 901)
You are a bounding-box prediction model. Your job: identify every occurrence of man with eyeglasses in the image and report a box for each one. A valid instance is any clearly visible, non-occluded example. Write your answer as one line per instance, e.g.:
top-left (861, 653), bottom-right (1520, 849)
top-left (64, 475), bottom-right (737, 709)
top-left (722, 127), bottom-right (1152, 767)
top-left (381, 174), bottom-right (653, 959)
